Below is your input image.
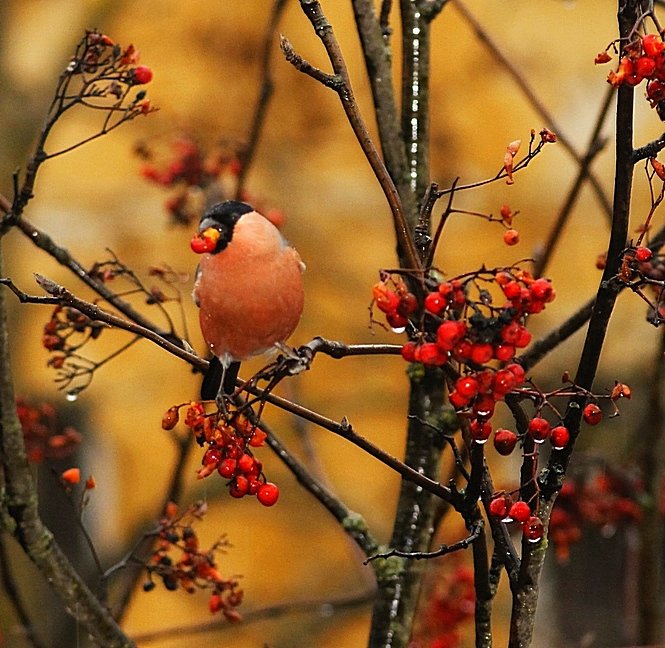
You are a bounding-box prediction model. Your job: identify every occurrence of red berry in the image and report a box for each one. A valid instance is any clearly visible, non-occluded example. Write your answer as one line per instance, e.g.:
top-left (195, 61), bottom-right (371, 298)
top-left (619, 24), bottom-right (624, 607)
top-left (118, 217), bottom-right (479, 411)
top-left (132, 65), bottom-right (153, 85)
top-left (514, 326), bottom-right (532, 349)
top-left (636, 56), bottom-right (656, 78)
top-left (398, 292), bottom-right (418, 315)
top-left (550, 425), bottom-right (570, 449)
top-left (506, 362), bottom-right (525, 384)
top-left (583, 403), bottom-right (603, 425)
top-left (452, 339), bottom-right (473, 361)
top-left (373, 284), bottom-right (400, 313)
top-left (238, 453), bottom-right (255, 474)
top-left (494, 343), bottom-right (515, 362)
top-left (424, 292), bottom-right (447, 315)
top-left (493, 368), bottom-right (517, 397)
top-left (455, 375), bottom-right (480, 400)
top-left (449, 390), bottom-right (471, 409)
top-left (502, 281), bottom-right (522, 300)
top-left (647, 79), bottom-right (665, 103)
top-left (489, 495), bottom-right (510, 518)
top-left (500, 321), bottom-right (521, 344)
top-left (229, 475), bottom-right (249, 498)
top-left (527, 417), bottom-right (551, 443)
top-left (503, 229), bottom-right (520, 246)
top-left (419, 342), bottom-right (447, 366)
top-left (469, 418), bottom-right (492, 443)
top-left (386, 311), bottom-right (408, 330)
top-left (635, 246), bottom-right (653, 262)
top-left (509, 501), bottom-right (531, 523)
top-left (494, 428), bottom-right (518, 455)
top-left (530, 278), bottom-right (555, 302)
top-left (190, 234), bottom-right (216, 254)
top-left (470, 342), bottom-right (494, 365)
top-left (401, 342), bottom-right (417, 362)
top-left (523, 515), bottom-right (544, 543)
top-left (202, 446), bottom-right (222, 466)
top-left (643, 34), bottom-right (665, 58)
top-left (217, 458), bottom-right (237, 479)
top-left (257, 482), bottom-right (280, 506)
top-left (437, 320), bottom-right (466, 350)
top-left (473, 395), bottom-right (496, 419)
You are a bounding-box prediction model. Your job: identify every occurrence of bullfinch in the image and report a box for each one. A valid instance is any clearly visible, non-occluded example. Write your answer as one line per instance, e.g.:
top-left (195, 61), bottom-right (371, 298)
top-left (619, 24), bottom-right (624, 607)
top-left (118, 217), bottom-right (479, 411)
top-left (191, 200), bottom-right (305, 402)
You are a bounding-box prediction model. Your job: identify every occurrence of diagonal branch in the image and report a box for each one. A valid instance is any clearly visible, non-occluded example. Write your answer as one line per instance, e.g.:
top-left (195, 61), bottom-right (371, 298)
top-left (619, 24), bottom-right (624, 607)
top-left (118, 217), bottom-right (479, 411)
top-left (285, 0), bottom-right (421, 270)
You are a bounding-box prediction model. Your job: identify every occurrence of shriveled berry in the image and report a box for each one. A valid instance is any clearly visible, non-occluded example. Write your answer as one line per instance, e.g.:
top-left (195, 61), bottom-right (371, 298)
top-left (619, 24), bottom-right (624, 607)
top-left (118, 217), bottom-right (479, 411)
top-left (503, 229), bottom-right (520, 246)
top-left (161, 406), bottom-right (180, 430)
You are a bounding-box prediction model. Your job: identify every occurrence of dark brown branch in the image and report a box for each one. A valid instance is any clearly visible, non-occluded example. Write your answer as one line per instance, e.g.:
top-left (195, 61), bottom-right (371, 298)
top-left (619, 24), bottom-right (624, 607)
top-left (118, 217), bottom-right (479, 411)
top-left (131, 590), bottom-right (375, 644)
top-left (364, 518), bottom-right (482, 562)
top-left (0, 245), bottom-right (134, 647)
top-left (287, 0), bottom-right (421, 271)
top-left (351, 0), bottom-right (419, 227)
top-left (235, 0), bottom-right (288, 198)
top-left (632, 131), bottom-right (665, 163)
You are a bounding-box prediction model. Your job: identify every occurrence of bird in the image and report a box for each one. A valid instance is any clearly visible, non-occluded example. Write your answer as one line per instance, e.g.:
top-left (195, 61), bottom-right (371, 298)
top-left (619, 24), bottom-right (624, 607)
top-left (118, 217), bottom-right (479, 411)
top-left (191, 200), bottom-right (305, 404)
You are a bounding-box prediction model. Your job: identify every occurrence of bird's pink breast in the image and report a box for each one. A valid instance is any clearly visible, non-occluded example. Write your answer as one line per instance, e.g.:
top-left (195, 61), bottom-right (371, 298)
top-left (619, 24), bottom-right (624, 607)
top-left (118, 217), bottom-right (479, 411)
top-left (194, 213), bottom-right (304, 361)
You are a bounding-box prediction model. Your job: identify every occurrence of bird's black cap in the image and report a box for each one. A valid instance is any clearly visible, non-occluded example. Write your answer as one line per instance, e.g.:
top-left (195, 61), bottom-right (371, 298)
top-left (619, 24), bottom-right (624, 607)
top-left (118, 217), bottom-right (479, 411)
top-left (198, 201), bottom-right (254, 254)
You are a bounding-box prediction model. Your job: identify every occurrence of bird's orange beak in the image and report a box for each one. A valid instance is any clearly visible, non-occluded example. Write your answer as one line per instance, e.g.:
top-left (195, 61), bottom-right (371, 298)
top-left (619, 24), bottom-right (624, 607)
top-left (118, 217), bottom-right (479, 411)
top-left (190, 227), bottom-right (221, 254)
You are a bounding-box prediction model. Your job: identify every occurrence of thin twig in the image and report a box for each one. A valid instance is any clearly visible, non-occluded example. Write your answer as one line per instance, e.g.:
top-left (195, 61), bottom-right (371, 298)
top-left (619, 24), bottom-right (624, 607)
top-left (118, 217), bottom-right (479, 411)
top-left (131, 589), bottom-right (375, 644)
top-left (364, 519), bottom-right (482, 562)
top-left (286, 0), bottom-right (421, 271)
top-left (451, 0), bottom-right (614, 221)
top-left (236, 0), bottom-right (289, 198)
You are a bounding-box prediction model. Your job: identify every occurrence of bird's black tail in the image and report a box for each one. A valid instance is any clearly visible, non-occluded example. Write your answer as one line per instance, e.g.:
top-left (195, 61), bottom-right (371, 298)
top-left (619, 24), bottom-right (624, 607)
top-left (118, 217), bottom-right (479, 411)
top-left (201, 357), bottom-right (240, 400)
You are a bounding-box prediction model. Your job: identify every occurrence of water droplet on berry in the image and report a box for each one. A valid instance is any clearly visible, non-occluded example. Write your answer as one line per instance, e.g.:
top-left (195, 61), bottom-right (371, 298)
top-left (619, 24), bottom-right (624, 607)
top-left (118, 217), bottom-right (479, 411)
top-left (527, 535), bottom-right (542, 544)
top-left (533, 437), bottom-right (546, 445)
top-left (391, 325), bottom-right (406, 334)
top-left (65, 391), bottom-right (78, 402)
top-left (474, 437), bottom-right (488, 445)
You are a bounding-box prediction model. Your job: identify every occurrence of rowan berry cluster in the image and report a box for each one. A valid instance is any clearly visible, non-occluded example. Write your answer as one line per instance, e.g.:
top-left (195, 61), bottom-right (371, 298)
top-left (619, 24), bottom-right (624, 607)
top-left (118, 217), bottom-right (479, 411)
top-left (488, 494), bottom-right (545, 543)
top-left (599, 33), bottom-right (665, 118)
top-left (411, 562), bottom-right (475, 648)
top-left (59, 31), bottom-right (154, 123)
top-left (137, 136), bottom-right (244, 226)
top-left (549, 471), bottom-right (642, 562)
top-left (618, 244), bottom-right (665, 322)
top-left (143, 501), bottom-right (243, 620)
top-left (16, 396), bottom-right (82, 463)
top-left (162, 402), bottom-right (280, 506)
top-left (42, 305), bottom-right (105, 358)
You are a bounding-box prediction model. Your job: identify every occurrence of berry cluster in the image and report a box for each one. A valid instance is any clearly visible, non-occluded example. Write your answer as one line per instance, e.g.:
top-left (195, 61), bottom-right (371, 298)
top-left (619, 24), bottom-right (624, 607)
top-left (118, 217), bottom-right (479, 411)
top-left (411, 561), bottom-right (475, 648)
top-left (137, 136), bottom-right (246, 226)
top-left (162, 402), bottom-right (279, 506)
top-left (42, 305), bottom-right (105, 357)
top-left (488, 495), bottom-right (545, 543)
top-left (373, 268), bottom-right (556, 459)
top-left (144, 501), bottom-right (243, 620)
top-left (618, 243), bottom-right (665, 323)
top-left (599, 33), bottom-right (665, 118)
top-left (549, 472), bottom-right (642, 562)
top-left (16, 397), bottom-right (82, 463)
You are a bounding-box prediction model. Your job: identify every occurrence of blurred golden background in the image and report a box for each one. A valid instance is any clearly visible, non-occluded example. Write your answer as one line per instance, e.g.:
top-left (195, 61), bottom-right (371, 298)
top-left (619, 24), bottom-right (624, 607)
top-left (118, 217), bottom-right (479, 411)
top-left (0, 1), bottom-right (660, 646)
